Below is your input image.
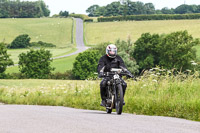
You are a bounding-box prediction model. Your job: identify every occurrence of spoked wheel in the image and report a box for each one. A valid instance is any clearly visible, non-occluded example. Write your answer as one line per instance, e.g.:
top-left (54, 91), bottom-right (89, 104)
top-left (115, 84), bottom-right (123, 115)
top-left (106, 108), bottom-right (112, 114)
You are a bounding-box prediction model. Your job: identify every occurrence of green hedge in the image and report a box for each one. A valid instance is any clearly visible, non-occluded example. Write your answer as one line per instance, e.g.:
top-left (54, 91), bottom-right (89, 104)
top-left (69, 14), bottom-right (93, 22)
top-left (98, 13), bottom-right (200, 22)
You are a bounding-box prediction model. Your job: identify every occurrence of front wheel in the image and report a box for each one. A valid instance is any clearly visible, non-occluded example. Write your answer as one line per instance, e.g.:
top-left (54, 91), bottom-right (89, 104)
top-left (115, 84), bottom-right (123, 115)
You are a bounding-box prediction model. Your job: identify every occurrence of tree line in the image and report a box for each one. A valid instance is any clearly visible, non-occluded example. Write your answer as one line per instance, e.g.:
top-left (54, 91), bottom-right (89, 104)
top-left (86, 0), bottom-right (200, 17)
top-left (0, 0), bottom-right (50, 18)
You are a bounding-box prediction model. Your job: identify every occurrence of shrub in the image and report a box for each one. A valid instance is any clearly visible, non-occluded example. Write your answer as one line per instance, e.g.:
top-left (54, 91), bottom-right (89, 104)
top-left (132, 31), bottom-right (200, 72)
top-left (30, 41), bottom-right (56, 48)
top-left (10, 34), bottom-right (31, 48)
top-left (0, 42), bottom-right (13, 74)
top-left (18, 48), bottom-right (55, 79)
top-left (72, 50), bottom-right (101, 80)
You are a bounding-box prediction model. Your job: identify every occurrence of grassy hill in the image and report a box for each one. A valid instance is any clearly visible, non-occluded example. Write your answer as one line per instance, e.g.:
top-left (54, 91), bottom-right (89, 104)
top-left (85, 20), bottom-right (200, 45)
top-left (0, 18), bottom-right (73, 47)
top-left (1, 18), bottom-right (77, 73)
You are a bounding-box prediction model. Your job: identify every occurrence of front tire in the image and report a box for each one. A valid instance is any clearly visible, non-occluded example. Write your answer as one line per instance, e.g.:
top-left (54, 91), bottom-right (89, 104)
top-left (115, 84), bottom-right (123, 115)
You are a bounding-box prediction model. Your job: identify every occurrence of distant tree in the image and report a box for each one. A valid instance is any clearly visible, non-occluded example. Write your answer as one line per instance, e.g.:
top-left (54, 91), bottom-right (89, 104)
top-left (18, 49), bottom-right (54, 79)
top-left (174, 4), bottom-right (195, 14)
top-left (161, 7), bottom-right (174, 14)
top-left (0, 42), bottom-right (13, 74)
top-left (39, 0), bottom-right (50, 17)
top-left (59, 10), bottom-right (69, 17)
top-left (144, 3), bottom-right (155, 14)
top-left (0, 0), bottom-right (50, 18)
top-left (86, 5), bottom-right (100, 17)
top-left (10, 34), bottom-right (31, 49)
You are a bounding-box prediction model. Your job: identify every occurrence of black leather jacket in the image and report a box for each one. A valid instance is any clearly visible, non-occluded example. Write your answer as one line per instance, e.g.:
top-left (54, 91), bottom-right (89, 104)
top-left (97, 54), bottom-right (127, 73)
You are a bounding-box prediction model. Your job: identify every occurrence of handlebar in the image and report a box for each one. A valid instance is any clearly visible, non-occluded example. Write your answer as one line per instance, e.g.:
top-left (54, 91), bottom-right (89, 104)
top-left (99, 71), bottom-right (134, 78)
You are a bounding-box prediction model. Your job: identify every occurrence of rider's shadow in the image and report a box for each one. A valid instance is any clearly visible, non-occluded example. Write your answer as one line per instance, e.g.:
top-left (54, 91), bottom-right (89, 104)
top-left (82, 111), bottom-right (117, 115)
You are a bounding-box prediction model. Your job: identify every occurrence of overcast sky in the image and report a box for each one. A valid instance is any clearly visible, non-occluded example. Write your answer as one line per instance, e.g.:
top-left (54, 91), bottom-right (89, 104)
top-left (23, 0), bottom-right (200, 16)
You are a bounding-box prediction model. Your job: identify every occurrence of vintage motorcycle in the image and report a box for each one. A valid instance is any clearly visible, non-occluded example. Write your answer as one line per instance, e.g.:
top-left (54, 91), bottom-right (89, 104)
top-left (99, 67), bottom-right (133, 115)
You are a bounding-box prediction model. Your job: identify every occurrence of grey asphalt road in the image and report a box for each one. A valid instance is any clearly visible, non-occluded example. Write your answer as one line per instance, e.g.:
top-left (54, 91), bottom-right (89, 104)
top-left (52, 18), bottom-right (89, 60)
top-left (0, 105), bottom-right (200, 133)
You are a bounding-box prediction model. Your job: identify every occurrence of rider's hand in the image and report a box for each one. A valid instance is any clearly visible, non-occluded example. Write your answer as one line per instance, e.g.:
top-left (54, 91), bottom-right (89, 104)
top-left (98, 72), bottom-right (104, 78)
top-left (127, 73), bottom-right (134, 78)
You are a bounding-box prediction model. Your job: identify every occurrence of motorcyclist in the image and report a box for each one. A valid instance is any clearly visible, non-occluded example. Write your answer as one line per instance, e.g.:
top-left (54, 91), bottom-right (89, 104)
top-left (97, 44), bottom-right (133, 107)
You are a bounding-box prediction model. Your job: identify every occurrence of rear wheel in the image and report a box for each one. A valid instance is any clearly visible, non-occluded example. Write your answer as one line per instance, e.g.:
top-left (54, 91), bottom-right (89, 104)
top-left (115, 84), bottom-right (123, 115)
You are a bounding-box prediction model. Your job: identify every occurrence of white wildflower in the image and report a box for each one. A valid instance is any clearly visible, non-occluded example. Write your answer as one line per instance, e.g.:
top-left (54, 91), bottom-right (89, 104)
top-left (152, 79), bottom-right (157, 83)
top-left (192, 62), bottom-right (197, 66)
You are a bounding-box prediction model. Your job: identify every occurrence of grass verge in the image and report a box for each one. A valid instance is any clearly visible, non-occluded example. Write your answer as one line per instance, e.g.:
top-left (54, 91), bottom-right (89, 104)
top-left (0, 72), bottom-right (200, 121)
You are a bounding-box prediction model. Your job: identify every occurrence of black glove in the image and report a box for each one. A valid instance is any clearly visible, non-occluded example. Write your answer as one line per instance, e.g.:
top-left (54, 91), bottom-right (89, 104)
top-left (98, 72), bottom-right (104, 78)
top-left (125, 71), bottom-right (134, 78)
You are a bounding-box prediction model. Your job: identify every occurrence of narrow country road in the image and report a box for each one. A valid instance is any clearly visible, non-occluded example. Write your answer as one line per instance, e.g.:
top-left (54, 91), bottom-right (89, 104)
top-left (0, 105), bottom-right (200, 133)
top-left (52, 18), bottom-right (89, 59)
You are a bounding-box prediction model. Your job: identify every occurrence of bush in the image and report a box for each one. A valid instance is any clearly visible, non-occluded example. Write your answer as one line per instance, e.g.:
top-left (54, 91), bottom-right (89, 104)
top-left (69, 14), bottom-right (88, 20)
top-left (18, 48), bottom-right (55, 79)
top-left (72, 50), bottom-right (101, 80)
top-left (30, 41), bottom-right (56, 48)
top-left (132, 31), bottom-right (200, 72)
top-left (0, 42), bottom-right (13, 74)
top-left (10, 34), bottom-right (31, 48)
top-left (84, 19), bottom-right (93, 22)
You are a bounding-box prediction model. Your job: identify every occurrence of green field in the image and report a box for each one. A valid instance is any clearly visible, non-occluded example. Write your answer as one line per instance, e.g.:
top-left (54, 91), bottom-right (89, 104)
top-left (6, 53), bottom-right (77, 73)
top-left (0, 18), bottom-right (73, 47)
top-left (7, 47), bottom-right (77, 64)
top-left (85, 20), bottom-right (200, 45)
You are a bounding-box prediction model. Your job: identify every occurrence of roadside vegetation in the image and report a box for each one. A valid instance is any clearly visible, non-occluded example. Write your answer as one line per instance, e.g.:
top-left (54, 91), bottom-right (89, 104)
top-left (0, 69), bottom-right (200, 121)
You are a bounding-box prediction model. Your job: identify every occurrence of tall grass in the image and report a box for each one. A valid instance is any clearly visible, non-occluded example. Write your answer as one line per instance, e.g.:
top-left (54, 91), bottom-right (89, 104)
top-left (0, 70), bottom-right (200, 121)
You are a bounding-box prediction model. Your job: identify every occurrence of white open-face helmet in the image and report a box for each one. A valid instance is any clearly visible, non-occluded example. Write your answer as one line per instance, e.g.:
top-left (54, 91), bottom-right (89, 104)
top-left (106, 44), bottom-right (117, 58)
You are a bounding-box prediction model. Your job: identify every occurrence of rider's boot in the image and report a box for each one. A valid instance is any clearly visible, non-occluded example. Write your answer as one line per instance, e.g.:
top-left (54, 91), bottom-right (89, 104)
top-left (100, 100), bottom-right (106, 107)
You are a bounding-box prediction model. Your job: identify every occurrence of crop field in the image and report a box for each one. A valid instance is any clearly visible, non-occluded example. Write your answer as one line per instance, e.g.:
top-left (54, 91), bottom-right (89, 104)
top-left (0, 18), bottom-right (73, 47)
top-left (0, 71), bottom-right (200, 121)
top-left (85, 20), bottom-right (200, 45)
